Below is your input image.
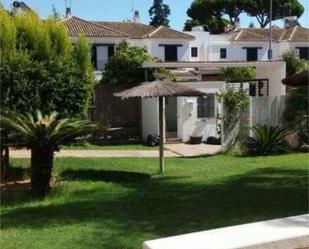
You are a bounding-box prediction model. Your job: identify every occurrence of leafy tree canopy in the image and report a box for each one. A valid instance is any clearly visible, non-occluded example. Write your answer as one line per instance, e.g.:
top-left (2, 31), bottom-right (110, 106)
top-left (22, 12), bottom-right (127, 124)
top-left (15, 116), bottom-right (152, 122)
top-left (185, 0), bottom-right (304, 31)
top-left (281, 49), bottom-right (308, 78)
top-left (101, 41), bottom-right (175, 87)
top-left (245, 0), bottom-right (304, 27)
top-left (0, 7), bottom-right (94, 118)
top-left (221, 67), bottom-right (256, 82)
top-left (149, 0), bottom-right (171, 27)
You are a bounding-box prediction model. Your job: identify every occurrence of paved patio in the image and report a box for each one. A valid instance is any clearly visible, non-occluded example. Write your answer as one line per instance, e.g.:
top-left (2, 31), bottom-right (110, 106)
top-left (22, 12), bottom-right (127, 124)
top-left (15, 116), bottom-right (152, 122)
top-left (10, 143), bottom-right (221, 158)
top-left (164, 143), bottom-right (221, 157)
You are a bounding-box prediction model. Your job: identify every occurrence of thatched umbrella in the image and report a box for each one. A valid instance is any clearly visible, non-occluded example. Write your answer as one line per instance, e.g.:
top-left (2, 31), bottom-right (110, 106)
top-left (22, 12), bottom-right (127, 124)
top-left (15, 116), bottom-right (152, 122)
top-left (282, 70), bottom-right (309, 86)
top-left (114, 80), bottom-right (204, 174)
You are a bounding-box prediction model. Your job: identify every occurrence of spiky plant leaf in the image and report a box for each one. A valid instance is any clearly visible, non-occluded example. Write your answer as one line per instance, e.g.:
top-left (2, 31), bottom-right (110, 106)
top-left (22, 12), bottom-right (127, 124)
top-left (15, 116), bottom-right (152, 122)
top-left (243, 124), bottom-right (288, 156)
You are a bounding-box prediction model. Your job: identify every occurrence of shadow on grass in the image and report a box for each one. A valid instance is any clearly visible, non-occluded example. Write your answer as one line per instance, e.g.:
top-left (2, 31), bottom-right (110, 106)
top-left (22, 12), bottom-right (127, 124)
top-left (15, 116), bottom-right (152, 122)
top-left (1, 167), bottom-right (308, 248)
top-left (60, 169), bottom-right (151, 183)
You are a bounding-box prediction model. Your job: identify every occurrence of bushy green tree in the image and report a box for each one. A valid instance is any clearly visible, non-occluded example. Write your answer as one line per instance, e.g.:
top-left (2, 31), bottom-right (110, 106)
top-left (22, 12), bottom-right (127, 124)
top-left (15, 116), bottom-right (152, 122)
top-left (185, 0), bottom-right (228, 34)
top-left (281, 49), bottom-right (308, 78)
top-left (101, 41), bottom-right (153, 87)
top-left (0, 7), bottom-right (94, 176)
top-left (149, 0), bottom-right (170, 27)
top-left (221, 67), bottom-right (256, 83)
top-left (101, 41), bottom-right (175, 87)
top-left (0, 7), bottom-right (94, 117)
top-left (245, 0), bottom-right (304, 27)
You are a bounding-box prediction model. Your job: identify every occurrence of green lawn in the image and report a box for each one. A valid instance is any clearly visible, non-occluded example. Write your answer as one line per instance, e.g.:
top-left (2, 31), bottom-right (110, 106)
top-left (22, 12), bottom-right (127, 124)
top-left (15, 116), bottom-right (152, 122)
top-left (1, 153), bottom-right (308, 249)
top-left (62, 142), bottom-right (156, 150)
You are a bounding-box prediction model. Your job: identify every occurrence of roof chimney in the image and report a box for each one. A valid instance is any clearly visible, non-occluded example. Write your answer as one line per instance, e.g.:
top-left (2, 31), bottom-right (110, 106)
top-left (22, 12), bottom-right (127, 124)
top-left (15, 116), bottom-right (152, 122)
top-left (283, 16), bottom-right (300, 28)
top-left (65, 0), bottom-right (72, 17)
top-left (133, 10), bottom-right (140, 23)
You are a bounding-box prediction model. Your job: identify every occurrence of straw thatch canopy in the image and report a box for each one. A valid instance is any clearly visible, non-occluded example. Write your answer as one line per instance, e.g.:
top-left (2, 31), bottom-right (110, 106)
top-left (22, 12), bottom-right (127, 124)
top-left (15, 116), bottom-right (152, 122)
top-left (282, 70), bottom-right (309, 86)
top-left (114, 80), bottom-right (205, 99)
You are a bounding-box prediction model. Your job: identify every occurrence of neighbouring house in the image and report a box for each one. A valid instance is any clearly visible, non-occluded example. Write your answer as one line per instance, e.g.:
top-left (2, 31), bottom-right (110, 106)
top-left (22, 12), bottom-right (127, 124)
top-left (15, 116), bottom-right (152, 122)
top-left (63, 13), bottom-right (194, 81)
top-left (62, 13), bottom-right (308, 143)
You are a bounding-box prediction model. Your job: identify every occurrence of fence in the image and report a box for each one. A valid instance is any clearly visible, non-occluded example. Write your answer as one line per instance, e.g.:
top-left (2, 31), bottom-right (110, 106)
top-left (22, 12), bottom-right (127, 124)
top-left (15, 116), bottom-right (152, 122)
top-left (221, 95), bottom-right (286, 149)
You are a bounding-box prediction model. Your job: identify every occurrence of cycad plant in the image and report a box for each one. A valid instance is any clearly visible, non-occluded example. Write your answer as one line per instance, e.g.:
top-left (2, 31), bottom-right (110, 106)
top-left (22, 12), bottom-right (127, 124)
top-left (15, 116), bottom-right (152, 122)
top-left (1, 111), bottom-right (96, 197)
top-left (243, 124), bottom-right (288, 156)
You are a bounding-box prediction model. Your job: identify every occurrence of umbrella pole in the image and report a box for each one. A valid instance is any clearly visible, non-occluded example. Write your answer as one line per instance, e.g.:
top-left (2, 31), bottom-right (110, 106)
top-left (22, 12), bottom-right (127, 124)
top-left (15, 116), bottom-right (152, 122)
top-left (159, 96), bottom-right (165, 174)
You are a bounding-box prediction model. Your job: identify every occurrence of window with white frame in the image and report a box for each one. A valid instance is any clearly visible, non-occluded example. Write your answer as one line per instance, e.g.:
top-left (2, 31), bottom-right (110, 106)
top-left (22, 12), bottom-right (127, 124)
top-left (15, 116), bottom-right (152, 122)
top-left (197, 94), bottom-right (215, 118)
top-left (220, 48), bottom-right (227, 59)
top-left (191, 47), bottom-right (198, 57)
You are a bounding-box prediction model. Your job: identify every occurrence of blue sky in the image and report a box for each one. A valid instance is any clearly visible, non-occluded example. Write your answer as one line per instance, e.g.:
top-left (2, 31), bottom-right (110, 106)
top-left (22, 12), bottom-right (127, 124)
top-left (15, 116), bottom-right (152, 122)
top-left (2, 0), bottom-right (309, 30)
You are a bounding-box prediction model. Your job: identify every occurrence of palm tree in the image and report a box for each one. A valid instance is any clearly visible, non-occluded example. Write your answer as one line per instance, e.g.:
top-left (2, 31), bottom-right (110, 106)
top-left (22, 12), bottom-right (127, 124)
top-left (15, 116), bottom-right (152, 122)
top-left (1, 111), bottom-right (96, 197)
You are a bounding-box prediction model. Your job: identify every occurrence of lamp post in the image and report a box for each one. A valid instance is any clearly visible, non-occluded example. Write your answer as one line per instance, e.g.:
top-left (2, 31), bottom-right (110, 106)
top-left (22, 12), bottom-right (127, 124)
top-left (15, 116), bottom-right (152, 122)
top-left (268, 0), bottom-right (273, 61)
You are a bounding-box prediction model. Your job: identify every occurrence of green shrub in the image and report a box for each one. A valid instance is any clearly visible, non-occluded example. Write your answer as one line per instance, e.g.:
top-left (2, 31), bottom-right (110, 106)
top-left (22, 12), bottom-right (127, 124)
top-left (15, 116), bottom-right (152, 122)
top-left (242, 124), bottom-right (288, 156)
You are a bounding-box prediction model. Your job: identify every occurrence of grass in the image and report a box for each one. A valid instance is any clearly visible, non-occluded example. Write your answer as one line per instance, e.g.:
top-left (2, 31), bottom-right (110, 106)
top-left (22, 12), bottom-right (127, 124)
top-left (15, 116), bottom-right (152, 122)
top-left (1, 153), bottom-right (308, 249)
top-left (62, 142), bottom-right (157, 150)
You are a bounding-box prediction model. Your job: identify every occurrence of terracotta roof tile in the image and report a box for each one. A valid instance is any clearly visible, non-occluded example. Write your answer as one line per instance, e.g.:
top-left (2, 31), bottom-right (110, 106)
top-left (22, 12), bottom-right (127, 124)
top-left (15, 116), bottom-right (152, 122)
top-left (232, 26), bottom-right (309, 42)
top-left (93, 21), bottom-right (154, 39)
top-left (147, 25), bottom-right (194, 39)
top-left (63, 16), bottom-right (128, 37)
top-left (65, 17), bottom-right (194, 39)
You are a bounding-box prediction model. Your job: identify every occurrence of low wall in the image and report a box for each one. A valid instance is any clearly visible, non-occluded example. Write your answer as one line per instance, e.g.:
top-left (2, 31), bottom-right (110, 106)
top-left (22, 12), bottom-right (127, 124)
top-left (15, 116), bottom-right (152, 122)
top-left (92, 85), bottom-right (141, 139)
top-left (143, 214), bottom-right (309, 249)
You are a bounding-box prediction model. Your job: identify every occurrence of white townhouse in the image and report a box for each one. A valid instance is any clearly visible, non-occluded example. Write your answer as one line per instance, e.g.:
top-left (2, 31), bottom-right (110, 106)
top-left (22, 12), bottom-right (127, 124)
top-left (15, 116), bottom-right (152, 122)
top-left (63, 15), bottom-right (308, 143)
top-left (63, 15), bottom-right (194, 80)
top-left (186, 24), bottom-right (309, 62)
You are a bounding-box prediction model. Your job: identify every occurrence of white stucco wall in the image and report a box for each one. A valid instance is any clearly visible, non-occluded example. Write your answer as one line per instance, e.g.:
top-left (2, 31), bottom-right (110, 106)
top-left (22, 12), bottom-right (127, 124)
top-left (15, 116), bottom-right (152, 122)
top-left (149, 38), bottom-right (191, 61)
top-left (255, 63), bottom-right (286, 96)
top-left (142, 98), bottom-right (159, 140)
top-left (178, 82), bottom-right (225, 142)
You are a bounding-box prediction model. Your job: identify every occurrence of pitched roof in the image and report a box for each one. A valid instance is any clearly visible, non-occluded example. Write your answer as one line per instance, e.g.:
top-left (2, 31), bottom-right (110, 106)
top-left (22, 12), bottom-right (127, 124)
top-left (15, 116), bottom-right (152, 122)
top-left (64, 17), bottom-right (194, 39)
top-left (232, 26), bottom-right (309, 43)
top-left (147, 25), bottom-right (194, 39)
top-left (93, 21), bottom-right (154, 39)
top-left (63, 16), bottom-right (128, 37)
top-left (94, 21), bottom-right (194, 39)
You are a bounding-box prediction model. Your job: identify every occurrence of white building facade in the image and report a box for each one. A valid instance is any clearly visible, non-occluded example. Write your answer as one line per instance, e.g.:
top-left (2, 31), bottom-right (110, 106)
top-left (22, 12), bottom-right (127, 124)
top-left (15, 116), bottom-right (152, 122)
top-left (64, 16), bottom-right (308, 143)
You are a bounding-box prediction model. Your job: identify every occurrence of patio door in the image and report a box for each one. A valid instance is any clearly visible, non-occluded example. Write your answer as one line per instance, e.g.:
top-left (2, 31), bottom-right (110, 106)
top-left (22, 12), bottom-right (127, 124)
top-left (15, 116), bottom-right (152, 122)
top-left (165, 97), bottom-right (178, 139)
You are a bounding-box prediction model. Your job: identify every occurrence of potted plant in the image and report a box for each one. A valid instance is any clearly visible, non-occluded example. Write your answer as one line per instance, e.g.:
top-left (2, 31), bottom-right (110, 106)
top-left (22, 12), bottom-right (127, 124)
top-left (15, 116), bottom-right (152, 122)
top-left (190, 135), bottom-right (203, 144)
top-left (190, 129), bottom-right (203, 144)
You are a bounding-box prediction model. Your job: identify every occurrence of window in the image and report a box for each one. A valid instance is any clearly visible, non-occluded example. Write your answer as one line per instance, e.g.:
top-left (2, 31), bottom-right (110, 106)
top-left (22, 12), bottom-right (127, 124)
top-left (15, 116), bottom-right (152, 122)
top-left (108, 46), bottom-right (114, 58)
top-left (220, 48), bottom-right (227, 59)
top-left (91, 45), bottom-right (97, 69)
top-left (191, 47), bottom-right (198, 57)
top-left (164, 45), bottom-right (178, 61)
top-left (197, 94), bottom-right (215, 118)
top-left (246, 48), bottom-right (258, 61)
top-left (296, 47), bottom-right (309, 60)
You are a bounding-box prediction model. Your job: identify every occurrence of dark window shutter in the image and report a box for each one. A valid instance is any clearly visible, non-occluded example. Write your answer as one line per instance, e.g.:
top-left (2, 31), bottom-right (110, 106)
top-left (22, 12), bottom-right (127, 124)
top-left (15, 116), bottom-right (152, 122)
top-left (165, 45), bottom-right (178, 61)
top-left (298, 47), bottom-right (309, 60)
top-left (191, 47), bottom-right (198, 57)
top-left (220, 48), bottom-right (227, 59)
top-left (246, 48), bottom-right (258, 61)
top-left (197, 94), bottom-right (215, 118)
top-left (108, 46), bottom-right (115, 58)
top-left (91, 45), bottom-right (97, 69)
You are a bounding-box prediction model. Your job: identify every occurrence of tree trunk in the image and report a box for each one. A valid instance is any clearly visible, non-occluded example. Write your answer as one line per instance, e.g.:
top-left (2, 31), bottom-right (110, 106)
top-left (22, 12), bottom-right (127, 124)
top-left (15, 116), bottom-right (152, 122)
top-left (1, 146), bottom-right (10, 179)
top-left (31, 148), bottom-right (54, 197)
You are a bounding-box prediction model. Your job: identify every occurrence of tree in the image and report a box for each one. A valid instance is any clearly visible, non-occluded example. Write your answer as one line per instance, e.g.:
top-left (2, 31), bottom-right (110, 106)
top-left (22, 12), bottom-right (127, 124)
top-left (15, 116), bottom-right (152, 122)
top-left (101, 41), bottom-right (154, 87)
top-left (223, 0), bottom-right (247, 25)
top-left (0, 8), bottom-right (94, 116)
top-left (1, 111), bottom-right (96, 197)
top-left (281, 49), bottom-right (308, 78)
top-left (185, 0), bottom-right (230, 34)
top-left (220, 67), bottom-right (256, 83)
top-left (101, 41), bottom-right (175, 87)
top-left (149, 0), bottom-right (171, 27)
top-left (245, 0), bottom-right (304, 28)
top-left (0, 7), bottom-right (94, 176)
